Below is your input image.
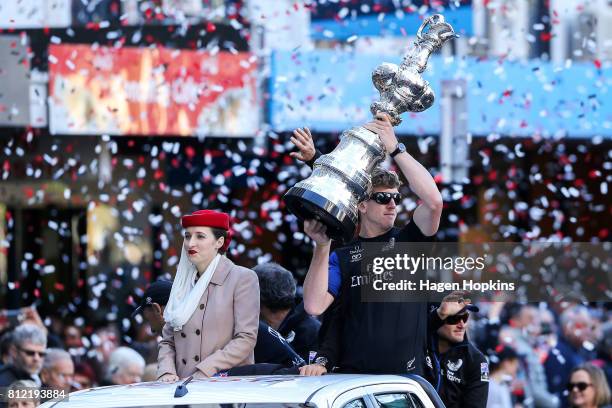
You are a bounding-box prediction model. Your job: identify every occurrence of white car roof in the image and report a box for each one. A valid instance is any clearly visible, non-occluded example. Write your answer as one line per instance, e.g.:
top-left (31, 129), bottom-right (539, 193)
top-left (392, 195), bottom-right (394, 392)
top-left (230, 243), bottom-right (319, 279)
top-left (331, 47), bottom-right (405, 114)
top-left (41, 374), bottom-right (418, 408)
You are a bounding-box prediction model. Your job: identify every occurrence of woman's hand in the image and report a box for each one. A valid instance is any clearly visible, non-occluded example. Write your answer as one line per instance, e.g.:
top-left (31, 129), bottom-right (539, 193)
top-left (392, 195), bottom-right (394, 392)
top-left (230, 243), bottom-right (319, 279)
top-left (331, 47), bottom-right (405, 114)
top-left (159, 373), bottom-right (179, 383)
top-left (299, 364), bottom-right (327, 376)
top-left (290, 127), bottom-right (316, 162)
top-left (304, 219), bottom-right (331, 246)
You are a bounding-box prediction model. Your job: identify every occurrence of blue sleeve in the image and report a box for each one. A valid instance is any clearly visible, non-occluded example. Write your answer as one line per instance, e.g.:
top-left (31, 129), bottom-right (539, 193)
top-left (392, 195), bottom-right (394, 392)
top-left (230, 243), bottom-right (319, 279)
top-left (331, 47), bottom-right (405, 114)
top-left (328, 251), bottom-right (341, 297)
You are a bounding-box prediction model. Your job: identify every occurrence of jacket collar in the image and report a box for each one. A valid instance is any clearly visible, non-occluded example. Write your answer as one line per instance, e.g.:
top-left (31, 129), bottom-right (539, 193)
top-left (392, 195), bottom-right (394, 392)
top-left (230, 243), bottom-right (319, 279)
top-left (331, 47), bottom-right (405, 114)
top-left (210, 255), bottom-right (233, 285)
top-left (435, 332), bottom-right (470, 356)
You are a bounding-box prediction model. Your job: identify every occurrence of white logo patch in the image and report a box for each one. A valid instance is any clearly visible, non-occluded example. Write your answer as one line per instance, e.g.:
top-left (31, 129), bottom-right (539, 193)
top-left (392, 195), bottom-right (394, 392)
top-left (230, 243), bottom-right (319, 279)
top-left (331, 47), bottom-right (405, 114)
top-left (406, 357), bottom-right (416, 372)
top-left (425, 356), bottom-right (433, 369)
top-left (447, 359), bottom-right (463, 372)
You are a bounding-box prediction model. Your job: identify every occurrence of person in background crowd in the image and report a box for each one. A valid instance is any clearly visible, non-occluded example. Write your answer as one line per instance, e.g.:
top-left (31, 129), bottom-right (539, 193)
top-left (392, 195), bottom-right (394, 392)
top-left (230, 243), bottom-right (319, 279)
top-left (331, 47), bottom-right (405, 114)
top-left (567, 363), bottom-right (611, 408)
top-left (104, 346), bottom-right (145, 385)
top-left (1, 331), bottom-right (13, 366)
top-left (254, 262), bottom-right (320, 361)
top-left (499, 304), bottom-right (560, 408)
top-left (487, 346), bottom-right (520, 408)
top-left (157, 210), bottom-right (259, 381)
top-left (594, 322), bottom-right (612, 393)
top-left (40, 348), bottom-right (75, 395)
top-left (73, 361), bottom-right (96, 390)
top-left (62, 325), bottom-right (84, 350)
top-left (6, 379), bottom-right (39, 408)
top-left (546, 306), bottom-right (602, 406)
top-left (87, 325), bottom-right (120, 383)
top-left (0, 324), bottom-right (47, 387)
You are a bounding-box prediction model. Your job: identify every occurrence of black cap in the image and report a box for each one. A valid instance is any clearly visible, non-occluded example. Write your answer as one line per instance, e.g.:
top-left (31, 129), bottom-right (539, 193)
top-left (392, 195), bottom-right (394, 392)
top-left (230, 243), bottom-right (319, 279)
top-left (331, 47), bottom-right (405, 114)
top-left (463, 304), bottom-right (480, 313)
top-left (131, 280), bottom-right (173, 318)
top-left (489, 345), bottom-right (519, 367)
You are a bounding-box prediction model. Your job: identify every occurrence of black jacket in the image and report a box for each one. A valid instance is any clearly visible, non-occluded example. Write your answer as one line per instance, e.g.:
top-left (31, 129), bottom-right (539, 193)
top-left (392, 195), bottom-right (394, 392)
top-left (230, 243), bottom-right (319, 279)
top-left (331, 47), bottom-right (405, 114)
top-left (427, 311), bottom-right (489, 408)
top-left (0, 364), bottom-right (36, 387)
top-left (277, 302), bottom-right (321, 362)
top-left (314, 226), bottom-right (432, 376)
top-left (254, 321), bottom-right (305, 367)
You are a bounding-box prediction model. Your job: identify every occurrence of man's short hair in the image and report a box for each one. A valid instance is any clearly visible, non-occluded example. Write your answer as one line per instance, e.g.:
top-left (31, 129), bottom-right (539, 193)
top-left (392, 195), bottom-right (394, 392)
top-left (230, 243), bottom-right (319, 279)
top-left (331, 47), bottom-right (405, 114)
top-left (42, 348), bottom-right (72, 371)
top-left (106, 347), bottom-right (145, 380)
top-left (1, 331), bottom-right (14, 359)
top-left (12, 323), bottom-right (47, 347)
top-left (371, 167), bottom-right (401, 189)
top-left (253, 263), bottom-right (296, 311)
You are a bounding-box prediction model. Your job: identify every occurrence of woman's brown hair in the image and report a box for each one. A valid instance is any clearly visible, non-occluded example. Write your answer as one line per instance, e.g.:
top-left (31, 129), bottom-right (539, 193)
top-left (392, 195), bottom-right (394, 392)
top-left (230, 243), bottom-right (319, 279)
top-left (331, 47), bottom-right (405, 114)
top-left (211, 227), bottom-right (228, 255)
top-left (570, 363), bottom-right (611, 407)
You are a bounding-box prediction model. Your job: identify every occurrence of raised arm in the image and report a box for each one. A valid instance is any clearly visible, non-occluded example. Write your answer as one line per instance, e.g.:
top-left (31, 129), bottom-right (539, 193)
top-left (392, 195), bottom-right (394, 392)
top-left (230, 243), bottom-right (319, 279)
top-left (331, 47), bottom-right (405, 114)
top-left (364, 113), bottom-right (443, 236)
top-left (302, 220), bottom-right (335, 316)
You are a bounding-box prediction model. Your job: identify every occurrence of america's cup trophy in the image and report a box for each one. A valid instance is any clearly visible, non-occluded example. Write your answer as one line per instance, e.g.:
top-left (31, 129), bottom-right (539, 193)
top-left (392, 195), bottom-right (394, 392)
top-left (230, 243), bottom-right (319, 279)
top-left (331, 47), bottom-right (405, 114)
top-left (284, 14), bottom-right (457, 242)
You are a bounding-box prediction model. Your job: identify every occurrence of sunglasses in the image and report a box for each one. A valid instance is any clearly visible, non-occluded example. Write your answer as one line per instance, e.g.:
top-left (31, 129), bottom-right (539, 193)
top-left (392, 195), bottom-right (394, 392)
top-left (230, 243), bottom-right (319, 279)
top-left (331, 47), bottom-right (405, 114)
top-left (18, 346), bottom-right (47, 358)
top-left (369, 192), bottom-right (402, 205)
top-left (567, 382), bottom-right (592, 392)
top-left (445, 313), bottom-right (469, 325)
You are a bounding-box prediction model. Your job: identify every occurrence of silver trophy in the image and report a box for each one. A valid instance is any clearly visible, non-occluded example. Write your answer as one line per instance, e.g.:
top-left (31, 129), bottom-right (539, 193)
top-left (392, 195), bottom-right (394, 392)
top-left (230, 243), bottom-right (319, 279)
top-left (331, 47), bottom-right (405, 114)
top-left (284, 15), bottom-right (456, 242)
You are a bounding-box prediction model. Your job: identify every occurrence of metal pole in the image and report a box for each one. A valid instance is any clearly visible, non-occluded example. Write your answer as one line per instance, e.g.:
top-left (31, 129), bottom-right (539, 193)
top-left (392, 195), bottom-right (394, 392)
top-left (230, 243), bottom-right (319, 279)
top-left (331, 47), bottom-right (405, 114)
top-left (440, 80), bottom-right (469, 184)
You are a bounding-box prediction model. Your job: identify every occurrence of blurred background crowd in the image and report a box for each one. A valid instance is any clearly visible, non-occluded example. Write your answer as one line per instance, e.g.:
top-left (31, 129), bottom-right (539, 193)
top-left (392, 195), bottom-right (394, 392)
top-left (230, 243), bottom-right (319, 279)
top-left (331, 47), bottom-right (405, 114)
top-left (0, 0), bottom-right (610, 407)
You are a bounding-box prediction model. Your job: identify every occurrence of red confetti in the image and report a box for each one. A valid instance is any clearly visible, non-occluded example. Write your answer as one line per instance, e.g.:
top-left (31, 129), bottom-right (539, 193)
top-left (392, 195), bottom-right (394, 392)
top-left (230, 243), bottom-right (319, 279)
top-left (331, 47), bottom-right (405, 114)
top-left (540, 32), bottom-right (552, 42)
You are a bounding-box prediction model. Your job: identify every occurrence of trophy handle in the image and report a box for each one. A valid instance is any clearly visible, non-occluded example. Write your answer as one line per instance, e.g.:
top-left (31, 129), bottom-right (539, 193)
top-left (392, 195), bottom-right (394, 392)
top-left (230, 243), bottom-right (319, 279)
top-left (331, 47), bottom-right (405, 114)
top-left (416, 14), bottom-right (458, 42)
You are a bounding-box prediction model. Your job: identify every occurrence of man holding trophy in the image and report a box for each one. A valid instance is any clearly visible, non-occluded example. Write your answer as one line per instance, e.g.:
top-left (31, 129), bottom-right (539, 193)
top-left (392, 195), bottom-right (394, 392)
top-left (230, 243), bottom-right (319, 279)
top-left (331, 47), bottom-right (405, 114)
top-left (284, 15), bottom-right (453, 377)
top-left (290, 112), bottom-right (442, 376)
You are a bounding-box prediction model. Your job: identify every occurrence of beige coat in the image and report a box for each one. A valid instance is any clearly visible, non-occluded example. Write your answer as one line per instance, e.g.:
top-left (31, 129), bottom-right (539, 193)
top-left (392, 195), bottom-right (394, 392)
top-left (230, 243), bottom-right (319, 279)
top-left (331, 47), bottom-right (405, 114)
top-left (156, 256), bottom-right (259, 378)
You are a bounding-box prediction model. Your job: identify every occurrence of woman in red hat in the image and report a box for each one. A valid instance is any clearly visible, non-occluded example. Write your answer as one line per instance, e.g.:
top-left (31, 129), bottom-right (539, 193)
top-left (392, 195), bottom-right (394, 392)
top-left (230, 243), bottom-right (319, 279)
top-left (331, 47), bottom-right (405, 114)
top-left (156, 210), bottom-right (260, 381)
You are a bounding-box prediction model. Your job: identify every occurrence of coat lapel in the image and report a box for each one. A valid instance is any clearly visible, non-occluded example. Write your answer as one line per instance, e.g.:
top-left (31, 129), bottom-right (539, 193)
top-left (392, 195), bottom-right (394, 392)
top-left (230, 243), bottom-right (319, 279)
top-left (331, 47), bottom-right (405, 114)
top-left (210, 256), bottom-right (233, 286)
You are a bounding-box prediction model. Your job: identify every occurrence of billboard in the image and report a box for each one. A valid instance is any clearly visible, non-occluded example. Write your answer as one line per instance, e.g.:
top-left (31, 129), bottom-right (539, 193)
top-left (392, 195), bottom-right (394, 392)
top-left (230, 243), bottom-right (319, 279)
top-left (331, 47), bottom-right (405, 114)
top-left (269, 49), bottom-right (612, 138)
top-left (49, 44), bottom-right (258, 137)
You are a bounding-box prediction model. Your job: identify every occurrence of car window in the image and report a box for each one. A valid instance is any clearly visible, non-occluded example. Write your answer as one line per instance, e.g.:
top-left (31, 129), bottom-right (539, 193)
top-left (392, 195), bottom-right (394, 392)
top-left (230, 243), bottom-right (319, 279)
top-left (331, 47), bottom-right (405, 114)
top-left (373, 393), bottom-right (423, 408)
top-left (342, 398), bottom-right (367, 408)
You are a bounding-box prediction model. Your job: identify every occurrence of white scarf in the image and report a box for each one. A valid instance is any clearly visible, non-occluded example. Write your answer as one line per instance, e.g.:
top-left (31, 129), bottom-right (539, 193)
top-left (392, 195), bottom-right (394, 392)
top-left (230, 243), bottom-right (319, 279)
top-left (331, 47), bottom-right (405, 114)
top-left (163, 248), bottom-right (221, 331)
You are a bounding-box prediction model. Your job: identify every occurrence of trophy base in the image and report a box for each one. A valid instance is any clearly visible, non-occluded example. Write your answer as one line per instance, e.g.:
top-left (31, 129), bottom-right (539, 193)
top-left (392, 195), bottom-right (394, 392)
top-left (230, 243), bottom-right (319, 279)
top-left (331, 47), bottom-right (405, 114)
top-left (284, 186), bottom-right (357, 243)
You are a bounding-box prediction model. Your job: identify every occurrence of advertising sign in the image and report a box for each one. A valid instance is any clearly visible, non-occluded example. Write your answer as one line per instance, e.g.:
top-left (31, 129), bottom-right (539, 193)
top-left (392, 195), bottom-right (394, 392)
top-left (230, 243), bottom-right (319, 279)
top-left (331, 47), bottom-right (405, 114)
top-left (49, 44), bottom-right (258, 137)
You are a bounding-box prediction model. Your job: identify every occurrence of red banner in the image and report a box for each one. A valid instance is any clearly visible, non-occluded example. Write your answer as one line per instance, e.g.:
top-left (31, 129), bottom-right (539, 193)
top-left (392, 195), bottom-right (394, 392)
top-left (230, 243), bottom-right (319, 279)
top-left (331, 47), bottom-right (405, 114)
top-left (49, 44), bottom-right (258, 136)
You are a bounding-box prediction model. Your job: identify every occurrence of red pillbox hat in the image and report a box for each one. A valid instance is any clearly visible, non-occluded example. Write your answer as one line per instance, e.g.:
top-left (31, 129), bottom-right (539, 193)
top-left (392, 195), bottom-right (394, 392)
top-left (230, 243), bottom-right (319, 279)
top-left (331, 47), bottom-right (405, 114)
top-left (181, 210), bottom-right (232, 252)
top-left (181, 210), bottom-right (230, 230)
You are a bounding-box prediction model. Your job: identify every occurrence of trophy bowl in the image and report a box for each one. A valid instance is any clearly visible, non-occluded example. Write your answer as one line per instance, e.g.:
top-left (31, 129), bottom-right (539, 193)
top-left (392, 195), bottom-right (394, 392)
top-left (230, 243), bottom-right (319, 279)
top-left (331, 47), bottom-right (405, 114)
top-left (284, 126), bottom-right (386, 242)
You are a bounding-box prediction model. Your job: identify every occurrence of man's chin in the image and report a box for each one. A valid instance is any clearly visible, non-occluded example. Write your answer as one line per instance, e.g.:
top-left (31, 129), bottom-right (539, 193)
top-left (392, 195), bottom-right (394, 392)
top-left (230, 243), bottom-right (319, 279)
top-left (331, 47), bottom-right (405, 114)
top-left (383, 220), bottom-right (396, 229)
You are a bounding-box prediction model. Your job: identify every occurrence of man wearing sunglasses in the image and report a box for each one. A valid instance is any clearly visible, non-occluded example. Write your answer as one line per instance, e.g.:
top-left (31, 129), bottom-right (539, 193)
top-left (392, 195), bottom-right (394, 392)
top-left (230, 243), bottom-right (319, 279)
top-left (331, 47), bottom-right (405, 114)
top-left (427, 300), bottom-right (489, 408)
top-left (291, 113), bottom-right (443, 376)
top-left (0, 323), bottom-right (47, 387)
